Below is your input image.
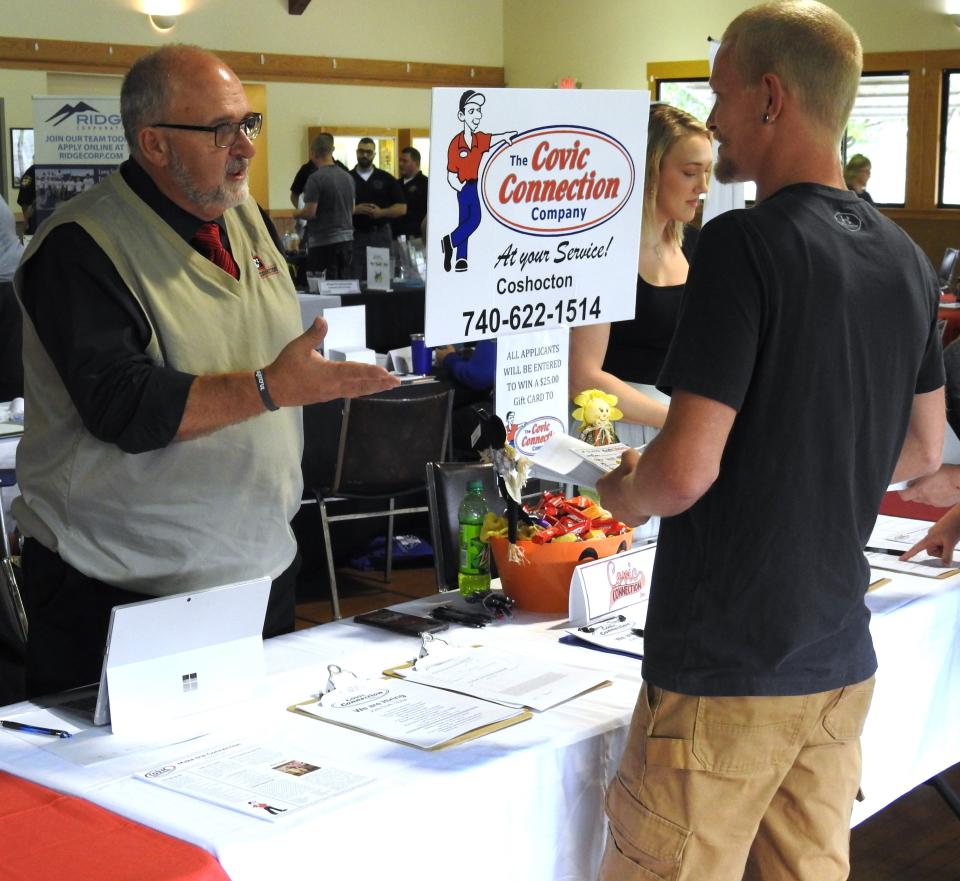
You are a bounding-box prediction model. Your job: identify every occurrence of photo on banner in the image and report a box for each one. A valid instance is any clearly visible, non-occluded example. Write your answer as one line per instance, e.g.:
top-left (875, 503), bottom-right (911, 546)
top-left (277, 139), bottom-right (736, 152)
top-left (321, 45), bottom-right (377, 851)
top-left (32, 96), bottom-right (128, 228)
top-left (425, 87), bottom-right (649, 346)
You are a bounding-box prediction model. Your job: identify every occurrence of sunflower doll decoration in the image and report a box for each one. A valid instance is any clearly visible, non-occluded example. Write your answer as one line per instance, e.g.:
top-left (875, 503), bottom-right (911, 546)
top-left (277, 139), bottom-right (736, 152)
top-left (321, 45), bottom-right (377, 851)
top-left (572, 389), bottom-right (623, 446)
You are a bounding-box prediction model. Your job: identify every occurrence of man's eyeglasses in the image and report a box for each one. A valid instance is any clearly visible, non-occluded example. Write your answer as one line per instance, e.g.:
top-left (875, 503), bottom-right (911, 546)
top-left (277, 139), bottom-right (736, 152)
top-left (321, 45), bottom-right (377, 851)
top-left (152, 113), bottom-right (262, 148)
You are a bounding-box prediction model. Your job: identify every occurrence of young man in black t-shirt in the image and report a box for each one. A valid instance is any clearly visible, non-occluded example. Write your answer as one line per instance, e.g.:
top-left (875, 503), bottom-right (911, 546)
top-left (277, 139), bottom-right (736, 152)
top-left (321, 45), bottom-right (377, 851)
top-left (597, 3), bottom-right (945, 880)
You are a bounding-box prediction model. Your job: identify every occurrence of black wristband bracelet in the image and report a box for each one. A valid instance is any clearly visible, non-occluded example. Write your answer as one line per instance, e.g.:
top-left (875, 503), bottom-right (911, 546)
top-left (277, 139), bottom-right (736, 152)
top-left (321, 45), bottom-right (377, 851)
top-left (254, 368), bottom-right (279, 412)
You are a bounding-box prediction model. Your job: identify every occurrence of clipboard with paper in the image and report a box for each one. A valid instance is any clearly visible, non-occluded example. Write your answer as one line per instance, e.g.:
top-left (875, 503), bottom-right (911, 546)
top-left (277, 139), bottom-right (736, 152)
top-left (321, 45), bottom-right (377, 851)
top-left (384, 637), bottom-right (611, 712)
top-left (288, 665), bottom-right (531, 751)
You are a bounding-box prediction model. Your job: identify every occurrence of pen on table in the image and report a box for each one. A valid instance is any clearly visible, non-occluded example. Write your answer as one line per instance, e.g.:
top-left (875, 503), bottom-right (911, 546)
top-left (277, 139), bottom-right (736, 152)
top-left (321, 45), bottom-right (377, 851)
top-left (1, 720), bottom-right (73, 739)
top-left (864, 546), bottom-right (907, 558)
top-left (578, 614), bottom-right (627, 633)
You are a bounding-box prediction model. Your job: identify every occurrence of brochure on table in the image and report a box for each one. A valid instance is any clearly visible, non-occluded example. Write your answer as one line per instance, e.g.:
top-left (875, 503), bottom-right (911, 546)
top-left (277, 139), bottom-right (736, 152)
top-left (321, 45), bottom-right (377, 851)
top-left (137, 740), bottom-right (372, 822)
top-left (289, 677), bottom-right (531, 750)
top-left (867, 514), bottom-right (960, 579)
top-left (424, 87), bottom-right (648, 346)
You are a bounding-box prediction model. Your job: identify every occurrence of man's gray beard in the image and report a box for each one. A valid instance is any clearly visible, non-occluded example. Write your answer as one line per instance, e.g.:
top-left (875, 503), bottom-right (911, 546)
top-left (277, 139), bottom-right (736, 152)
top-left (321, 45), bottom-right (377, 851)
top-left (170, 147), bottom-right (248, 213)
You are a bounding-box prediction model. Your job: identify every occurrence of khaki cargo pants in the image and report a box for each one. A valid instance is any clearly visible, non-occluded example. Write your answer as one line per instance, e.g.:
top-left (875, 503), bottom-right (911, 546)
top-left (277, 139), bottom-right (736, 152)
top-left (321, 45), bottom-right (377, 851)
top-left (599, 677), bottom-right (875, 881)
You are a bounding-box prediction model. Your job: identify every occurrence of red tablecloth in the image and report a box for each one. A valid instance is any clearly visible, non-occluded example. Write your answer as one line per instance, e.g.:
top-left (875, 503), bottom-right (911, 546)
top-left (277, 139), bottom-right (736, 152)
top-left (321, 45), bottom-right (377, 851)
top-left (878, 491), bottom-right (949, 523)
top-left (0, 771), bottom-right (230, 881)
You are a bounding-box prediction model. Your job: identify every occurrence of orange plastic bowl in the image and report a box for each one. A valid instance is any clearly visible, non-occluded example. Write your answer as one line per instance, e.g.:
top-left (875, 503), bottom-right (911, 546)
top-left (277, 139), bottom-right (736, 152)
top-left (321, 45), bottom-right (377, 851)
top-left (489, 531), bottom-right (633, 613)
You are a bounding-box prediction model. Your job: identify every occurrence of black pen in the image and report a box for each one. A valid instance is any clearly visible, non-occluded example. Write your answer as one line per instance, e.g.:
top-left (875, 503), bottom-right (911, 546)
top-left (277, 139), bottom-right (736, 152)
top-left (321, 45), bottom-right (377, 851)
top-left (864, 546), bottom-right (905, 558)
top-left (1, 720), bottom-right (72, 739)
top-left (578, 614), bottom-right (627, 633)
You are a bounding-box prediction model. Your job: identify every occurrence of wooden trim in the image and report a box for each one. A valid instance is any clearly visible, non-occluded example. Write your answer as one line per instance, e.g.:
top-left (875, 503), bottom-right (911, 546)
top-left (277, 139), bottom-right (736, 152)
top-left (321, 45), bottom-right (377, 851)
top-left (646, 60), bottom-right (710, 92)
top-left (881, 208), bottom-right (960, 221)
top-left (0, 35), bottom-right (504, 89)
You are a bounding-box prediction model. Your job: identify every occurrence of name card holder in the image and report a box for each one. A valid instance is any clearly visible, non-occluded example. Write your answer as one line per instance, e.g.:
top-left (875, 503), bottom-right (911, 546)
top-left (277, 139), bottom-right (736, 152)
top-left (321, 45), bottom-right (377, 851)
top-left (568, 543), bottom-right (655, 625)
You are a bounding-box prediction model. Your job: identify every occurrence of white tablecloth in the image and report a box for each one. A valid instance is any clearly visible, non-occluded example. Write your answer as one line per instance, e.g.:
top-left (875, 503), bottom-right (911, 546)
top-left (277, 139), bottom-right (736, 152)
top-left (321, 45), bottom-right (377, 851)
top-left (0, 515), bottom-right (957, 880)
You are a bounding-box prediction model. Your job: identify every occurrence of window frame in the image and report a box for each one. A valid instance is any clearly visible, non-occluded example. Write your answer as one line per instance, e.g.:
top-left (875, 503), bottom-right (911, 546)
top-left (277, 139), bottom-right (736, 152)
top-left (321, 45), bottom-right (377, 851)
top-left (649, 49), bottom-right (960, 218)
top-left (938, 68), bottom-right (960, 209)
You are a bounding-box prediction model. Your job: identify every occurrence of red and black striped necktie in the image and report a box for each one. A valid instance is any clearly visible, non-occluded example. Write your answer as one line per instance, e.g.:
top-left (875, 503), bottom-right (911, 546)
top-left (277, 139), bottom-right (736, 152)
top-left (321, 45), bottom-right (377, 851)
top-left (192, 222), bottom-right (239, 280)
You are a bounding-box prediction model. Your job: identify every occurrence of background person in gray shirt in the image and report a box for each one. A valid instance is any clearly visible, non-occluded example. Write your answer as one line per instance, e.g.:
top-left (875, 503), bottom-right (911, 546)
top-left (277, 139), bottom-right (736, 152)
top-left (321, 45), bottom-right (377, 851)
top-left (296, 133), bottom-right (356, 279)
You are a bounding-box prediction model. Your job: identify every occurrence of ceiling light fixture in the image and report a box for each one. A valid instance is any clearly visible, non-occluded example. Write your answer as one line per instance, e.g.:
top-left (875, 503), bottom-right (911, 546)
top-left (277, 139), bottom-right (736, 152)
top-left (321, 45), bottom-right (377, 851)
top-left (148, 13), bottom-right (178, 30)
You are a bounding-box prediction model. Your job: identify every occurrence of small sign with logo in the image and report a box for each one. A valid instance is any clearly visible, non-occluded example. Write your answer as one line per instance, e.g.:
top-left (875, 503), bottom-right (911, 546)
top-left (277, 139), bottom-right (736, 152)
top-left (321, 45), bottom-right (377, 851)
top-left (425, 87), bottom-right (648, 345)
top-left (568, 543), bottom-right (654, 625)
top-left (497, 327), bottom-right (568, 455)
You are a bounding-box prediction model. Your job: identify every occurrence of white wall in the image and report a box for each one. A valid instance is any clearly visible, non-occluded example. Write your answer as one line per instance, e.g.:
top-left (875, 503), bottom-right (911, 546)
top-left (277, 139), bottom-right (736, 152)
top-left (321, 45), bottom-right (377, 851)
top-left (503, 0), bottom-right (960, 90)
top-left (0, 0), bottom-right (504, 210)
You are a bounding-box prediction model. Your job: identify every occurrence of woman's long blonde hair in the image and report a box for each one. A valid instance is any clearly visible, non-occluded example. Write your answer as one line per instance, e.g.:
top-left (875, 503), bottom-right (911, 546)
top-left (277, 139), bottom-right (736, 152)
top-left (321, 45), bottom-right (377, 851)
top-left (643, 103), bottom-right (711, 248)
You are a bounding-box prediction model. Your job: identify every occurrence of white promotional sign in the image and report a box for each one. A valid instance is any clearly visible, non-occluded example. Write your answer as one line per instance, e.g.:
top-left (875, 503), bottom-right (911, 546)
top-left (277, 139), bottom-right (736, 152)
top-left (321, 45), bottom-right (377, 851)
top-left (425, 87), bottom-right (649, 345)
top-left (568, 543), bottom-right (654, 625)
top-left (496, 328), bottom-right (568, 457)
top-left (32, 95), bottom-right (127, 227)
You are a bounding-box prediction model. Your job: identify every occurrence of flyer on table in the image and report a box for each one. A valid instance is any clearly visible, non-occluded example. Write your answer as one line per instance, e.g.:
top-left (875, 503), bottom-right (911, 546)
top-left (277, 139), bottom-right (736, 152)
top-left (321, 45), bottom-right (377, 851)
top-left (425, 87), bottom-right (649, 345)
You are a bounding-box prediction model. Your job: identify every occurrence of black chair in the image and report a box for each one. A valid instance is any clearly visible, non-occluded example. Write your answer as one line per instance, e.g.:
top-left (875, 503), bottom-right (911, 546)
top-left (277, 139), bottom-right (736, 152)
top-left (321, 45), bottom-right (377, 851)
top-left (937, 246), bottom-right (960, 294)
top-left (425, 461), bottom-right (557, 592)
top-left (302, 389), bottom-right (453, 618)
top-left (425, 462), bottom-right (506, 592)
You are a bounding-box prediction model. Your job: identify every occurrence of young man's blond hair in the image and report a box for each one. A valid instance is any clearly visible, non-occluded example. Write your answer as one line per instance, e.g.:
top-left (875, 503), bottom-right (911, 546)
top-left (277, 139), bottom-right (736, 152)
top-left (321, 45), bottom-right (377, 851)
top-left (723, 0), bottom-right (862, 141)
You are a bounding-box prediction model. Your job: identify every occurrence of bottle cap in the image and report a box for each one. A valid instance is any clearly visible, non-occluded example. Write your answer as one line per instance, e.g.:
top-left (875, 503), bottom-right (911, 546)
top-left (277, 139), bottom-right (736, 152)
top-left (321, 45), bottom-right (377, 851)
top-left (467, 480), bottom-right (484, 492)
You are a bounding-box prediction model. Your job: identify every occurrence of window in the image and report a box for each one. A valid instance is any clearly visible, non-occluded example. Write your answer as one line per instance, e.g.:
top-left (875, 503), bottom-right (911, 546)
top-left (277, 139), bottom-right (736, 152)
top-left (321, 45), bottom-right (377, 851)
top-left (657, 78), bottom-right (757, 203)
top-left (940, 71), bottom-right (960, 207)
top-left (657, 78), bottom-right (712, 121)
top-left (842, 72), bottom-right (909, 206)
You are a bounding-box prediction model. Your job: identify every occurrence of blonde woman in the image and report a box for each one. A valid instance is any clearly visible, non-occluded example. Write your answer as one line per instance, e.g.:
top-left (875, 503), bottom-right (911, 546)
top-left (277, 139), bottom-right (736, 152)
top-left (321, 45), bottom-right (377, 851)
top-left (569, 103), bottom-right (712, 448)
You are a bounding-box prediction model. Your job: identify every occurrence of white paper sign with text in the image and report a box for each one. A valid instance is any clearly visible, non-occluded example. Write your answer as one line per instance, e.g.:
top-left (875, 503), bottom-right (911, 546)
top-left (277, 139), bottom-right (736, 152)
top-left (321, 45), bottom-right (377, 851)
top-left (425, 87), bottom-right (649, 345)
top-left (497, 328), bottom-right (569, 456)
top-left (569, 544), bottom-right (655, 625)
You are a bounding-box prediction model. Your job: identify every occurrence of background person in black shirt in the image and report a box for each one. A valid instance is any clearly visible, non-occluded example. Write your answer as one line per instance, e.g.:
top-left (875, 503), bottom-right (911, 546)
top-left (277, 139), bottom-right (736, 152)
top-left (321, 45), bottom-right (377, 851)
top-left (350, 137), bottom-right (405, 279)
top-left (393, 146), bottom-right (428, 239)
top-left (596, 4), bottom-right (944, 880)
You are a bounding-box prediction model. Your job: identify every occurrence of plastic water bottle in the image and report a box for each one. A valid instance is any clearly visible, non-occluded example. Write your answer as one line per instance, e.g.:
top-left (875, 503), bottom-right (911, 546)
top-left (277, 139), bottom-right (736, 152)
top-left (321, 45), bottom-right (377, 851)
top-left (458, 480), bottom-right (491, 596)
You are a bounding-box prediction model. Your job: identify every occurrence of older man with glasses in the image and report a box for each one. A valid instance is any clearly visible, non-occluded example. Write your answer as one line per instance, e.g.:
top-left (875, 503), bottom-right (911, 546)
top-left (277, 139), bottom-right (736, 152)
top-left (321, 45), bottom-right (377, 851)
top-left (13, 45), bottom-right (398, 699)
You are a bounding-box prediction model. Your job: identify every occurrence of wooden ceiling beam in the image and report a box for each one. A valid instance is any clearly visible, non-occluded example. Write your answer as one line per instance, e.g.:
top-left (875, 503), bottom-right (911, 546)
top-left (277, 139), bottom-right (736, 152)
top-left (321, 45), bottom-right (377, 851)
top-left (0, 35), bottom-right (504, 89)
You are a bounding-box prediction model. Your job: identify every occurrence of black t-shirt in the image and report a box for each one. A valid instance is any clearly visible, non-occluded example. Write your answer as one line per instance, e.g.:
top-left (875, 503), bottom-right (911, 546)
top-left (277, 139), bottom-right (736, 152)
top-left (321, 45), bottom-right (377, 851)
top-left (17, 164), bottom-right (37, 234)
top-left (646, 183), bottom-right (944, 697)
top-left (351, 168), bottom-right (405, 233)
top-left (604, 226), bottom-right (697, 385)
top-left (394, 172), bottom-right (428, 238)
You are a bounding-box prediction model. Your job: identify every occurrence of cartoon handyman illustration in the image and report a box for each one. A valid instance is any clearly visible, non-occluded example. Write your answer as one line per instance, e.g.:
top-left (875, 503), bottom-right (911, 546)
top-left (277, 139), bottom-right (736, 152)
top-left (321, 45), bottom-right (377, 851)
top-left (441, 90), bottom-right (517, 273)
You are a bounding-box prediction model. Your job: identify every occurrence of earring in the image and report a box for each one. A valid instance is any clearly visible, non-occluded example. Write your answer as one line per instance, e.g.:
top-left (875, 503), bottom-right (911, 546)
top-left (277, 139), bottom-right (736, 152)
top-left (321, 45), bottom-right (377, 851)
top-left (761, 112), bottom-right (770, 124)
